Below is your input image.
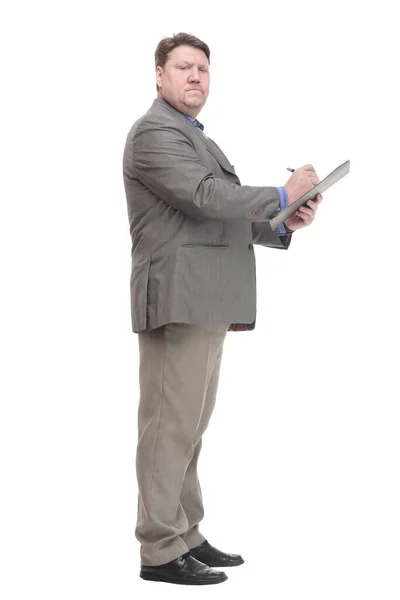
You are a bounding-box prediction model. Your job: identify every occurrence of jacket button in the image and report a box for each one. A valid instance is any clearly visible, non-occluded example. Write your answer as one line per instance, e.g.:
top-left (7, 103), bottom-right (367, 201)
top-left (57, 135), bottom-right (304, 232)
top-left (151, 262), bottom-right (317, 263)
top-left (248, 244), bottom-right (253, 250)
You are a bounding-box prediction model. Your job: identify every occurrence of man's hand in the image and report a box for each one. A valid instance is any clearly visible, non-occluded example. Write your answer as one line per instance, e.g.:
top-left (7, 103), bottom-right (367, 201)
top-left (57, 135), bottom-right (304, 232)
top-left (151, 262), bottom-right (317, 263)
top-left (284, 193), bottom-right (323, 230)
top-left (284, 164), bottom-right (322, 231)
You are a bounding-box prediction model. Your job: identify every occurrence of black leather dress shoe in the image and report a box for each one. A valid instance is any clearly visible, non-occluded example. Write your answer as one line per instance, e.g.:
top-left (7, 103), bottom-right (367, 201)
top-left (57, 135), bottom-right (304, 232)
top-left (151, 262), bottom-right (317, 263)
top-left (189, 540), bottom-right (244, 567)
top-left (140, 551), bottom-right (228, 585)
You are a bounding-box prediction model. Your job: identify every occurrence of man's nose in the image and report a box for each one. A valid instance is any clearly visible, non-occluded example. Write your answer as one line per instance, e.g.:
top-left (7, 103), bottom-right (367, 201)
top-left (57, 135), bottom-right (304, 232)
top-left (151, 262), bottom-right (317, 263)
top-left (188, 69), bottom-right (200, 82)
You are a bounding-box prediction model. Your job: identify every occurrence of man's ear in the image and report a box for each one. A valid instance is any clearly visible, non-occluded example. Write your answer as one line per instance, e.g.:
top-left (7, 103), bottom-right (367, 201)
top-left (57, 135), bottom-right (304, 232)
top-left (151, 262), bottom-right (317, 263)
top-left (156, 66), bottom-right (163, 88)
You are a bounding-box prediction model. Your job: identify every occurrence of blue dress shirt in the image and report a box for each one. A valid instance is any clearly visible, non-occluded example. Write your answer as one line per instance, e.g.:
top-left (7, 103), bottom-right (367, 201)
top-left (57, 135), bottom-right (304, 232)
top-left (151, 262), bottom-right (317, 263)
top-left (156, 98), bottom-right (289, 235)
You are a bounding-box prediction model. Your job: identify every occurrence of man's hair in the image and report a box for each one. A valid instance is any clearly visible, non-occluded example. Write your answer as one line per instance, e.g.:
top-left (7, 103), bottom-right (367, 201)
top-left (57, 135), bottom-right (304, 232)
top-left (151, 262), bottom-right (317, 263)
top-left (154, 32), bottom-right (210, 92)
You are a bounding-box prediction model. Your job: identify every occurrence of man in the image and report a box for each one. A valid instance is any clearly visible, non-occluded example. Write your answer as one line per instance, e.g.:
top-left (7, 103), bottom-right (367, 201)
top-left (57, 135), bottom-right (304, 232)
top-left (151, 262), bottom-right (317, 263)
top-left (122, 32), bottom-right (322, 586)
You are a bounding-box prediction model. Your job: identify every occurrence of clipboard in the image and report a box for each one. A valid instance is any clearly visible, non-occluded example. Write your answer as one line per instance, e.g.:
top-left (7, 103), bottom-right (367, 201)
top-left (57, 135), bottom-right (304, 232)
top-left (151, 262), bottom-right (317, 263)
top-left (270, 159), bottom-right (350, 231)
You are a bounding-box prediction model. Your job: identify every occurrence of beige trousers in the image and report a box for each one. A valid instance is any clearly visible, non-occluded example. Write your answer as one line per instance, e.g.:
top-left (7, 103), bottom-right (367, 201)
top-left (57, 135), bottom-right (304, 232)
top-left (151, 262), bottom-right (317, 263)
top-left (136, 322), bottom-right (230, 566)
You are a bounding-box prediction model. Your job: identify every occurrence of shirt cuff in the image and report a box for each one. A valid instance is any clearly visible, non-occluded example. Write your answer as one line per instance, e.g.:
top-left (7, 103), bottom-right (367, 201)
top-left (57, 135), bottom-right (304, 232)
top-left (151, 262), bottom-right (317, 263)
top-left (276, 186), bottom-right (289, 236)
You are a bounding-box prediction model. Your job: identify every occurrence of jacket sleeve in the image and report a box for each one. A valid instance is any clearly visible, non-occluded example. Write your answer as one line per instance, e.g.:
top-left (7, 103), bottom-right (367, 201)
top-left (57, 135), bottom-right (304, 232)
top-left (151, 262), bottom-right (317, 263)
top-left (252, 222), bottom-right (292, 249)
top-left (127, 122), bottom-right (281, 222)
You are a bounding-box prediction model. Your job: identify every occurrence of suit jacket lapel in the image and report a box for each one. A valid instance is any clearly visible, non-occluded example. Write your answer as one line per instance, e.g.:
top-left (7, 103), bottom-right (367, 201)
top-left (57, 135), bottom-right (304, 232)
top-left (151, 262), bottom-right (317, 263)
top-left (152, 98), bottom-right (237, 176)
top-left (192, 127), bottom-right (237, 176)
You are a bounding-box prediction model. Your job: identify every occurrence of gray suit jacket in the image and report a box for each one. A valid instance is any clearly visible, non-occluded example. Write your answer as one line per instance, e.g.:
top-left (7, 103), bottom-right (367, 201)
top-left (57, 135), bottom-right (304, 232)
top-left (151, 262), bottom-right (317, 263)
top-left (123, 98), bottom-right (292, 333)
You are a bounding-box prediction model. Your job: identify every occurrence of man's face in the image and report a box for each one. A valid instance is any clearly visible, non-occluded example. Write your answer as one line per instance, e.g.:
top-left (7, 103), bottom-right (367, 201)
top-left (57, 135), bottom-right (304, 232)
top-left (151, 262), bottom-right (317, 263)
top-left (156, 45), bottom-right (210, 118)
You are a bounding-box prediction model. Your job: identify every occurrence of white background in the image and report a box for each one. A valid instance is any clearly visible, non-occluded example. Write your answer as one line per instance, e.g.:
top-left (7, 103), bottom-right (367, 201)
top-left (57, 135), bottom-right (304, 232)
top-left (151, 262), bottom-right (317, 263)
top-left (1, 0), bottom-right (399, 598)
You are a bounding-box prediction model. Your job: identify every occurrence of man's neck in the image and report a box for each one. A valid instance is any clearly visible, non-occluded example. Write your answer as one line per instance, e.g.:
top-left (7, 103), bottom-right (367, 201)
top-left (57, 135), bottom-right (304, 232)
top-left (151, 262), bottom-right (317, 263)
top-left (157, 95), bottom-right (200, 119)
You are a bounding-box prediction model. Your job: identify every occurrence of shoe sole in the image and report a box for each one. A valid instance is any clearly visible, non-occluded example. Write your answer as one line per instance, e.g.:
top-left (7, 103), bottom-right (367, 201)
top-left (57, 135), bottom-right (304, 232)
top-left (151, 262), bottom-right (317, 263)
top-left (140, 572), bottom-right (228, 585)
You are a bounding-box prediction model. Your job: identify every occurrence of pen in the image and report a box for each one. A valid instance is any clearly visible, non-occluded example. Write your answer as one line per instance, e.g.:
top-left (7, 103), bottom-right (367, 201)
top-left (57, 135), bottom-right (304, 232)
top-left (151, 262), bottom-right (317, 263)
top-left (287, 167), bottom-right (295, 172)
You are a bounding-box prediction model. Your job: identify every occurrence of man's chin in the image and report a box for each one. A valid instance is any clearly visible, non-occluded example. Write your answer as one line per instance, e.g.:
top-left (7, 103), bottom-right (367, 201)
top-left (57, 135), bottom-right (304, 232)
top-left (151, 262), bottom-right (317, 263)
top-left (183, 98), bottom-right (204, 109)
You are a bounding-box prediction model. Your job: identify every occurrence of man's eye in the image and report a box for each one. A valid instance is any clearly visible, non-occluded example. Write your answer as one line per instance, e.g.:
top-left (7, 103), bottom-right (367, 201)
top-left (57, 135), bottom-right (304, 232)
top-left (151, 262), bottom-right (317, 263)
top-left (179, 66), bottom-right (187, 69)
